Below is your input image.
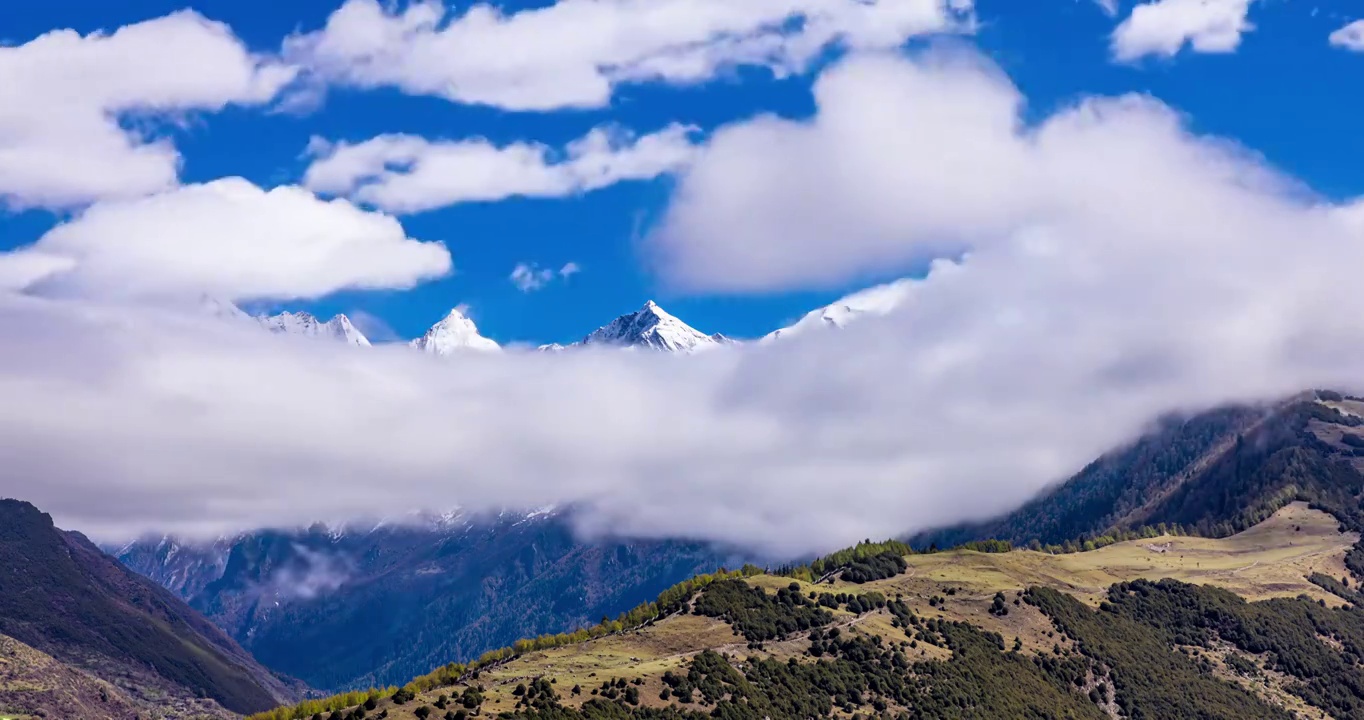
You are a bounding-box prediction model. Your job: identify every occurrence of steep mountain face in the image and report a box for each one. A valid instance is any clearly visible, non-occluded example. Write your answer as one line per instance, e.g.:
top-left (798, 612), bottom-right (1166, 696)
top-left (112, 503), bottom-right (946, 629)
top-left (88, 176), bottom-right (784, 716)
top-left (763, 278), bottom-right (913, 342)
top-left (915, 392), bottom-right (1364, 550)
top-left (259, 310), bottom-right (371, 346)
top-left (410, 307), bottom-right (501, 355)
top-left (0, 500), bottom-right (296, 717)
top-left (118, 511), bottom-right (737, 692)
top-left (575, 300), bottom-right (729, 352)
top-left (115, 534), bottom-right (237, 600)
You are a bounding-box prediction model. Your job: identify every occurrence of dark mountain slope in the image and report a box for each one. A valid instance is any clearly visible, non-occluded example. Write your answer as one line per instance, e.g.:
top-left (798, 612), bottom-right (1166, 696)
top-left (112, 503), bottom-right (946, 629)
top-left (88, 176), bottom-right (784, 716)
top-left (916, 392), bottom-right (1364, 552)
top-left (119, 513), bottom-right (739, 692)
top-left (0, 499), bottom-right (296, 715)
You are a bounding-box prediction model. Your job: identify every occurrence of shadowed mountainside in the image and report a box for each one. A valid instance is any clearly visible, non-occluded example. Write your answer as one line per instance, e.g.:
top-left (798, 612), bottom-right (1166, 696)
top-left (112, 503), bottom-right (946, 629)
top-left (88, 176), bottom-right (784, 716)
top-left (118, 513), bottom-right (742, 692)
top-left (0, 499), bottom-right (298, 718)
top-left (914, 392), bottom-right (1364, 552)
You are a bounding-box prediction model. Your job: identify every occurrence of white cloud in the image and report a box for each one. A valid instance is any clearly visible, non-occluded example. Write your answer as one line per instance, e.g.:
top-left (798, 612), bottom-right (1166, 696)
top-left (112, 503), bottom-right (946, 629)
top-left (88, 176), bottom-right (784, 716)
top-left (1330, 20), bottom-right (1364, 51)
top-left (0, 11), bottom-right (295, 210)
top-left (511, 263), bottom-right (556, 292)
top-left (8, 48), bottom-right (1364, 560)
top-left (1111, 0), bottom-right (1255, 62)
top-left (304, 124), bottom-right (698, 213)
top-left (1093, 0), bottom-right (1120, 17)
top-left (650, 48), bottom-right (1307, 292)
top-left (1, 178), bottom-right (451, 303)
top-left (285, 0), bottom-right (971, 111)
top-left (511, 262), bottom-right (582, 292)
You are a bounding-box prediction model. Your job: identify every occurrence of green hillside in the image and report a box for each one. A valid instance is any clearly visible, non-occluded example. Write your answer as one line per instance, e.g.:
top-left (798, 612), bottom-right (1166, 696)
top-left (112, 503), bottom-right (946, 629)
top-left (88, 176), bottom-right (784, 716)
top-left (255, 501), bottom-right (1364, 720)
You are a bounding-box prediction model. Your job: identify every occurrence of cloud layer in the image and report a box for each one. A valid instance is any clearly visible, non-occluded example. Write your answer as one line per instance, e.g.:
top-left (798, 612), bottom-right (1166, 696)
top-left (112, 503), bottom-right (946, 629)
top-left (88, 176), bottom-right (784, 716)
top-left (2, 179), bottom-right (451, 302)
top-left (5, 49), bottom-right (1364, 560)
top-left (304, 124), bottom-right (697, 213)
top-left (285, 0), bottom-right (971, 111)
top-left (0, 11), bottom-right (293, 209)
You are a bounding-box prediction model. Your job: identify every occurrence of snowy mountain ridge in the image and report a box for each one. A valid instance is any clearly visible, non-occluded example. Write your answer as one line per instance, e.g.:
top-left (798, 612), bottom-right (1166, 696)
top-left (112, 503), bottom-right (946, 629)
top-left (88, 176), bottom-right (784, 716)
top-left (259, 311), bottom-right (371, 347)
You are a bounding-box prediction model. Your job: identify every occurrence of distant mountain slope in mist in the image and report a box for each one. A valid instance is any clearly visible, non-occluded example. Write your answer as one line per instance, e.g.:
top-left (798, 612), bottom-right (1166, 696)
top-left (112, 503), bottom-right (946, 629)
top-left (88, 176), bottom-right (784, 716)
top-left (118, 510), bottom-right (739, 692)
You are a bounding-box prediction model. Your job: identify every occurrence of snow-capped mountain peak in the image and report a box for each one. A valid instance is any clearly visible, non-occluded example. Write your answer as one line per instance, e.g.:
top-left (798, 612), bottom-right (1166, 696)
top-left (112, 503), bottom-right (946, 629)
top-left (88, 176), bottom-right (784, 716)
top-left (580, 300), bottom-right (728, 353)
top-left (259, 311), bottom-right (371, 347)
top-left (762, 279), bottom-right (913, 342)
top-left (411, 307), bottom-right (501, 355)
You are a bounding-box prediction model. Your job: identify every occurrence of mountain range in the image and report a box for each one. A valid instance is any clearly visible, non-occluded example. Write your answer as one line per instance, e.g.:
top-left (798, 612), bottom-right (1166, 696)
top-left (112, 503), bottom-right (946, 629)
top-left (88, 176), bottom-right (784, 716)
top-left (217, 277), bottom-right (910, 354)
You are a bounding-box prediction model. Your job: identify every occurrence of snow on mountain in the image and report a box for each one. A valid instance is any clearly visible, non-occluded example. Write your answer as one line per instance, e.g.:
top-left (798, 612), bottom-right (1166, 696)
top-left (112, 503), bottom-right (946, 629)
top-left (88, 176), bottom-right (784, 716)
top-left (259, 311), bottom-right (371, 347)
top-left (201, 280), bottom-right (909, 355)
top-left (578, 300), bottom-right (729, 353)
top-left (762, 279), bottom-right (913, 342)
top-left (410, 307), bottom-right (501, 355)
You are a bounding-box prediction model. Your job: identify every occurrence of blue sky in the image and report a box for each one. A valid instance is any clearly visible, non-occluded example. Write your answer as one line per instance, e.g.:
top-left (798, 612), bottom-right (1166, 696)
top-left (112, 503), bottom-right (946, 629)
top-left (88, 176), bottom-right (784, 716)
top-left (2, 0), bottom-right (1362, 346)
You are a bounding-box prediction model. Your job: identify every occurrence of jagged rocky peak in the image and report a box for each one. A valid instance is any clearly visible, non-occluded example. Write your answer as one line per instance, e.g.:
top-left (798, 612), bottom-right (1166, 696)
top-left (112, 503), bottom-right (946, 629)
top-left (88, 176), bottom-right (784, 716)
top-left (580, 300), bottom-right (728, 353)
top-left (259, 311), bottom-right (371, 347)
top-left (411, 307), bottom-right (501, 355)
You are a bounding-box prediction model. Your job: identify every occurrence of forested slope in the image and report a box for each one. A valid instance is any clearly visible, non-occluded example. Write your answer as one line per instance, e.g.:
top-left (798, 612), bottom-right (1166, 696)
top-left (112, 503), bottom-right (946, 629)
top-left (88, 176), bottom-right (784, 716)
top-left (254, 501), bottom-right (1364, 720)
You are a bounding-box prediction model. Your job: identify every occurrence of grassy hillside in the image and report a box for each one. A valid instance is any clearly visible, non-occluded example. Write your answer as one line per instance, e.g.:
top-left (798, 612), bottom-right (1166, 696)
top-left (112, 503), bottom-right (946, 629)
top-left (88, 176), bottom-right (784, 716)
top-left (256, 502), bottom-right (1364, 720)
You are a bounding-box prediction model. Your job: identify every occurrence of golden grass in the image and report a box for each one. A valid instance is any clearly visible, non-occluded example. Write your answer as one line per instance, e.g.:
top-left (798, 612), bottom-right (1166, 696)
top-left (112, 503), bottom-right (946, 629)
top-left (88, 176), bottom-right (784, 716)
top-left (832, 502), bottom-right (1355, 607)
top-left (375, 502), bottom-right (1357, 718)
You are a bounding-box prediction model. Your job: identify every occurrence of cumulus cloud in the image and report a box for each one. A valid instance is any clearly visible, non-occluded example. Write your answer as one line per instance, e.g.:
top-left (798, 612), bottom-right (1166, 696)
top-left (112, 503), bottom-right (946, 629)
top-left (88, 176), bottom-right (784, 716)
top-left (1330, 20), bottom-right (1364, 51)
top-left (7, 48), bottom-right (1364, 560)
top-left (0, 11), bottom-right (294, 209)
top-left (303, 124), bottom-right (698, 214)
top-left (1, 179), bottom-right (451, 303)
top-left (650, 48), bottom-right (1305, 291)
top-left (1111, 0), bottom-right (1255, 62)
top-left (511, 262), bottom-right (580, 292)
top-left (284, 0), bottom-right (971, 111)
